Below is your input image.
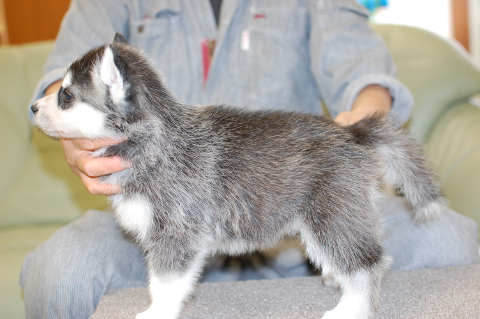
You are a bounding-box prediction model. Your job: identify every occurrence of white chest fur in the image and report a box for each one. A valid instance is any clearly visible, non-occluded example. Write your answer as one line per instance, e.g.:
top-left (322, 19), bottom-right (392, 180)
top-left (109, 193), bottom-right (153, 242)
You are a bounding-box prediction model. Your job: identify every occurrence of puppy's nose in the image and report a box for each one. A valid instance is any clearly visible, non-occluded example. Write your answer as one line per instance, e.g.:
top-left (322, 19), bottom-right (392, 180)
top-left (31, 104), bottom-right (39, 114)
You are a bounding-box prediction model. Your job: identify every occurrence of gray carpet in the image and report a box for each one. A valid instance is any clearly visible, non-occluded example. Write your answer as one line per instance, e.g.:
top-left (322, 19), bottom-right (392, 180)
top-left (91, 265), bottom-right (480, 319)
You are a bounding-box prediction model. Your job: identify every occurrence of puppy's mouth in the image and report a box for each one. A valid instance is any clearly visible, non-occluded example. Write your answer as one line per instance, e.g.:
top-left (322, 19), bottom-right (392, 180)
top-left (33, 111), bottom-right (83, 139)
top-left (33, 116), bottom-right (65, 139)
top-left (31, 94), bottom-right (114, 140)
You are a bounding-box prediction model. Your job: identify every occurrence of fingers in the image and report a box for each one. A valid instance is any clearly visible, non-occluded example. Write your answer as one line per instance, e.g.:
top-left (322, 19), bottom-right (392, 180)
top-left (77, 156), bottom-right (127, 195)
top-left (45, 80), bottom-right (62, 96)
top-left (336, 85), bottom-right (393, 126)
top-left (77, 150), bottom-right (128, 177)
top-left (61, 137), bottom-right (124, 154)
top-left (334, 111), bottom-right (364, 126)
top-left (60, 137), bottom-right (129, 195)
top-left (78, 172), bottom-right (123, 196)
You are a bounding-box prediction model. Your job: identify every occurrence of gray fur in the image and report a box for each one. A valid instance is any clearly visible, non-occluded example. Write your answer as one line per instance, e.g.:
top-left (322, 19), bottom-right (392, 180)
top-left (31, 37), bottom-right (444, 319)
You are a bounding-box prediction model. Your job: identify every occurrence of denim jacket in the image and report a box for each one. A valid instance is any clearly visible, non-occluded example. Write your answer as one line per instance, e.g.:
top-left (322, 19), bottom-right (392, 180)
top-left (31, 0), bottom-right (413, 123)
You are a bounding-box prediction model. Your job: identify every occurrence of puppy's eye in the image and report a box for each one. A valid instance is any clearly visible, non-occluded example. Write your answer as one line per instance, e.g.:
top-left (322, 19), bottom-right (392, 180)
top-left (64, 91), bottom-right (73, 102)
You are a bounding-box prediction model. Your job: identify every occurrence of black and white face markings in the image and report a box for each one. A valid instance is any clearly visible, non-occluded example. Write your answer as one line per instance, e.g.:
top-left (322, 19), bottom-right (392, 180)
top-left (31, 48), bottom-right (126, 139)
top-left (57, 72), bottom-right (75, 110)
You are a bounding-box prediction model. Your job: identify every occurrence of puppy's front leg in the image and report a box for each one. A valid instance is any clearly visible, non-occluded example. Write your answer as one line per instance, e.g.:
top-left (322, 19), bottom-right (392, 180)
top-left (136, 269), bottom-right (198, 319)
top-left (136, 242), bottom-right (208, 319)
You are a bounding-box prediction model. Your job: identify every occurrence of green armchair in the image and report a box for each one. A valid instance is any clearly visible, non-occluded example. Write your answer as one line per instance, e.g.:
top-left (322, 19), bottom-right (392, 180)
top-left (372, 24), bottom-right (480, 224)
top-left (1, 24), bottom-right (479, 318)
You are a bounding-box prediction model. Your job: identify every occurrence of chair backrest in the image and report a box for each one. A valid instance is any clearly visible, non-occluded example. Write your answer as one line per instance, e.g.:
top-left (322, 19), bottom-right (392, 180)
top-left (0, 41), bottom-right (108, 229)
top-left (372, 24), bottom-right (480, 142)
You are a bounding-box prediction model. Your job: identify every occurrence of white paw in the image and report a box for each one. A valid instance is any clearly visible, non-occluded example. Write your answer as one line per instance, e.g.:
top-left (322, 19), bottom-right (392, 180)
top-left (321, 298), bottom-right (373, 319)
top-left (135, 309), bottom-right (157, 319)
top-left (321, 307), bottom-right (372, 319)
top-left (321, 310), bottom-right (342, 319)
top-left (321, 309), bottom-right (361, 319)
top-left (135, 312), bottom-right (154, 319)
top-left (321, 275), bottom-right (339, 288)
top-left (135, 307), bottom-right (176, 319)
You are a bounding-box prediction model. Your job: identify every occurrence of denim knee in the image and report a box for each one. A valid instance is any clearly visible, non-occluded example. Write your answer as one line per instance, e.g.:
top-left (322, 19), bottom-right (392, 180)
top-left (20, 210), bottom-right (147, 319)
top-left (380, 197), bottom-right (480, 271)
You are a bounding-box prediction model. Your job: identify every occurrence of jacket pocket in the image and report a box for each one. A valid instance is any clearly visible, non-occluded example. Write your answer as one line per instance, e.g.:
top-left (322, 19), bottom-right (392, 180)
top-left (248, 7), bottom-right (308, 41)
top-left (129, 7), bottom-right (180, 50)
top-left (245, 7), bottom-right (312, 111)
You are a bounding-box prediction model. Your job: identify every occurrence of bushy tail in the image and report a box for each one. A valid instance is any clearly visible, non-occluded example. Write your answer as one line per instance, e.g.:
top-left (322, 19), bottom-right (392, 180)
top-left (346, 115), bottom-right (445, 222)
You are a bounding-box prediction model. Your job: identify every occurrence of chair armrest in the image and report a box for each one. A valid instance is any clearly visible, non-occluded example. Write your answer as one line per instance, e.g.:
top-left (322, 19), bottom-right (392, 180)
top-left (426, 102), bottom-right (480, 233)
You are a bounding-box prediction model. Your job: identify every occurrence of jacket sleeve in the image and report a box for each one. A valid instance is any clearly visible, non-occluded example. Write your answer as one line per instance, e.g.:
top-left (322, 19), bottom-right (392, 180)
top-left (30, 0), bottom-right (130, 104)
top-left (308, 0), bottom-right (413, 124)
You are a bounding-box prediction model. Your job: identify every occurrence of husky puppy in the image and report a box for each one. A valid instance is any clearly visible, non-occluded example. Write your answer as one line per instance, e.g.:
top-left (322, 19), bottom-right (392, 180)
top-left (31, 34), bottom-right (444, 319)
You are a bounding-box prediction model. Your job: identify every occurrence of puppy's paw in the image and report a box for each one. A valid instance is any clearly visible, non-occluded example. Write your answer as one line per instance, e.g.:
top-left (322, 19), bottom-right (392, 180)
top-left (136, 306), bottom-right (180, 319)
top-left (135, 312), bottom-right (154, 319)
top-left (321, 305), bottom-right (373, 319)
top-left (321, 310), bottom-right (341, 319)
top-left (321, 309), bottom-right (370, 319)
top-left (321, 275), bottom-right (339, 288)
top-left (135, 310), bottom-right (156, 319)
top-left (135, 308), bottom-right (167, 319)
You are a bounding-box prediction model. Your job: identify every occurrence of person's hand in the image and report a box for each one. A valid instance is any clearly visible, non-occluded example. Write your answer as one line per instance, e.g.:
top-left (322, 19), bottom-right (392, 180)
top-left (60, 138), bottom-right (130, 195)
top-left (45, 80), bottom-right (62, 96)
top-left (334, 110), bottom-right (368, 126)
top-left (334, 85), bottom-right (392, 126)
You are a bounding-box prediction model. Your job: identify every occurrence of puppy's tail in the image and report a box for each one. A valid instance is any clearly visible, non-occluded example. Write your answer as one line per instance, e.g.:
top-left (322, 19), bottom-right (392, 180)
top-left (345, 115), bottom-right (445, 222)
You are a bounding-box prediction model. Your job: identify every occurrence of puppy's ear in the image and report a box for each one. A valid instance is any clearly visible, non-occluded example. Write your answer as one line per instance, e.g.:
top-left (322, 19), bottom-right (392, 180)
top-left (113, 33), bottom-right (128, 44)
top-left (99, 46), bottom-right (125, 104)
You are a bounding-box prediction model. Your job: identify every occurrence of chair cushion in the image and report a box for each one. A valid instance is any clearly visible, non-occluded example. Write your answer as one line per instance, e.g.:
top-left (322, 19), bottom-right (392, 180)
top-left (91, 265), bottom-right (480, 319)
top-left (426, 102), bottom-right (480, 232)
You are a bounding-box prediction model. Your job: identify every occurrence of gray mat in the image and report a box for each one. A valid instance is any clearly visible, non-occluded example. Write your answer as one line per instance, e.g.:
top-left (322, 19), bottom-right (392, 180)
top-left (91, 265), bottom-right (480, 319)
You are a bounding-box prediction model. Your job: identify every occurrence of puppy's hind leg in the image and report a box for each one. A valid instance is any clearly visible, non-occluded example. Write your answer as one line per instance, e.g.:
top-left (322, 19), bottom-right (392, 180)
top-left (301, 204), bottom-right (389, 319)
top-left (320, 258), bottom-right (390, 319)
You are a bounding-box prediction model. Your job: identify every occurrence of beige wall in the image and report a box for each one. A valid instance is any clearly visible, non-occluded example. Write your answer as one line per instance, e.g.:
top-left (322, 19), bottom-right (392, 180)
top-left (2, 0), bottom-right (70, 44)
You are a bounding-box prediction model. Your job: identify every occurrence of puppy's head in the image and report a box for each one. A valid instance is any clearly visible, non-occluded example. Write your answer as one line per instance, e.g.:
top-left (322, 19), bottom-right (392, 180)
top-left (31, 33), bottom-right (160, 139)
